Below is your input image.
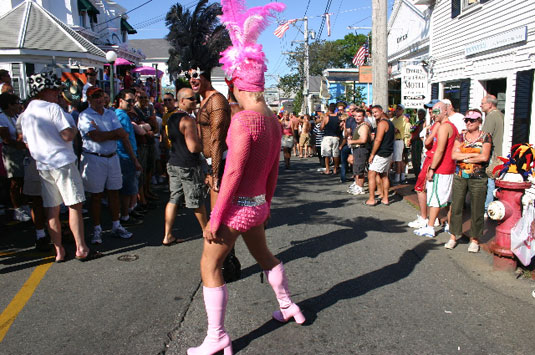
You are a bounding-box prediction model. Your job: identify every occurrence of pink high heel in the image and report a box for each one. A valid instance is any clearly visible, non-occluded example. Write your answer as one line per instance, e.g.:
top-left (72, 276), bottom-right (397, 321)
top-left (265, 262), bottom-right (306, 325)
top-left (187, 285), bottom-right (233, 355)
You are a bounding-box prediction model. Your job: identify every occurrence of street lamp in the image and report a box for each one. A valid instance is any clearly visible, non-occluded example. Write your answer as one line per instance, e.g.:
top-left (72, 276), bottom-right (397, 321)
top-left (105, 50), bottom-right (117, 102)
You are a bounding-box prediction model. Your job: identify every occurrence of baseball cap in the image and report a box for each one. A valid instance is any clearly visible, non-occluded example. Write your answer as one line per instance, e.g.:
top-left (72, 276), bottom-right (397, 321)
top-left (424, 99), bottom-right (440, 108)
top-left (86, 86), bottom-right (104, 98)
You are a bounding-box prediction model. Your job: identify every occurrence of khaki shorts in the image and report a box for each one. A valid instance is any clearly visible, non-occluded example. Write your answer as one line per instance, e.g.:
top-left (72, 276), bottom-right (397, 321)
top-left (369, 154), bottom-right (392, 174)
top-left (392, 140), bottom-right (404, 162)
top-left (167, 164), bottom-right (207, 209)
top-left (321, 136), bottom-right (340, 158)
top-left (39, 162), bottom-right (86, 207)
top-left (299, 133), bottom-right (310, 146)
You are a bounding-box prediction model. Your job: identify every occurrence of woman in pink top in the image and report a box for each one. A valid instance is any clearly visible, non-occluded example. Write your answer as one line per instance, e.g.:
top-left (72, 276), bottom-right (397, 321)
top-left (187, 2), bottom-right (304, 355)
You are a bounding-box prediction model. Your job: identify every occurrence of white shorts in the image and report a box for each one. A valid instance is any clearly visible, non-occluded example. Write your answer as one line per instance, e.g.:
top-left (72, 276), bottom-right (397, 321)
top-left (369, 154), bottom-right (392, 174)
top-left (393, 140), bottom-right (404, 162)
top-left (39, 162), bottom-right (86, 208)
top-left (321, 136), bottom-right (340, 158)
top-left (281, 135), bottom-right (294, 149)
top-left (80, 153), bottom-right (122, 193)
top-left (23, 156), bottom-right (42, 196)
top-left (427, 173), bottom-right (453, 208)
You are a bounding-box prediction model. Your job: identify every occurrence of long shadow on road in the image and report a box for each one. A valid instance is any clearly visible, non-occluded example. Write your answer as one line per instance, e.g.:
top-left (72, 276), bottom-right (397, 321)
top-left (232, 240), bottom-right (438, 353)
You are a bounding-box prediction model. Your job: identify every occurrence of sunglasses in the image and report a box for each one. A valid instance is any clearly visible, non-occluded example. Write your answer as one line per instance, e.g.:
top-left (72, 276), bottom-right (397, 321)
top-left (122, 98), bottom-right (135, 104)
top-left (184, 96), bottom-right (197, 102)
top-left (163, 98), bottom-right (173, 102)
top-left (185, 72), bottom-right (202, 80)
top-left (432, 109), bottom-right (441, 115)
top-left (464, 118), bottom-right (479, 123)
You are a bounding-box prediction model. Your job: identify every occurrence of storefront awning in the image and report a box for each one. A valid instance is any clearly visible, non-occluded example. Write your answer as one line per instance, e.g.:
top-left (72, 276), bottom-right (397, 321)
top-left (121, 18), bottom-right (137, 34)
top-left (78, 0), bottom-right (100, 14)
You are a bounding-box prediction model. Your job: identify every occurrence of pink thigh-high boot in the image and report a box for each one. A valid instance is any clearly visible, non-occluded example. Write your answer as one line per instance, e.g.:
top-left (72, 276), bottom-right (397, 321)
top-left (265, 262), bottom-right (305, 324)
top-left (187, 285), bottom-right (233, 355)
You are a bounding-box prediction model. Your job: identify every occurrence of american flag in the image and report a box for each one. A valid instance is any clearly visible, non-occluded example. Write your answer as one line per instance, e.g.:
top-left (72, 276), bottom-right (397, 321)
top-left (352, 42), bottom-right (369, 67)
top-left (274, 19), bottom-right (297, 38)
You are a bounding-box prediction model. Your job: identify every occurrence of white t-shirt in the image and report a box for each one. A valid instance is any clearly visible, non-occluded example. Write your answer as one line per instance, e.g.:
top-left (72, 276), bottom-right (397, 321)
top-left (0, 111), bottom-right (17, 141)
top-left (449, 112), bottom-right (466, 133)
top-left (20, 100), bottom-right (77, 170)
top-left (82, 82), bottom-right (93, 102)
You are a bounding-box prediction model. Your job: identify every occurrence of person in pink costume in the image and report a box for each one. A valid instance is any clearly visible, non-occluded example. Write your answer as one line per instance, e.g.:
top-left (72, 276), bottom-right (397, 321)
top-left (187, 2), bottom-right (304, 355)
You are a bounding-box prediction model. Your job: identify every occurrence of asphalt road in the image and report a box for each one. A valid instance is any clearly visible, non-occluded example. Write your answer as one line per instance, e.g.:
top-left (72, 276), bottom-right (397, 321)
top-left (1, 156), bottom-right (535, 355)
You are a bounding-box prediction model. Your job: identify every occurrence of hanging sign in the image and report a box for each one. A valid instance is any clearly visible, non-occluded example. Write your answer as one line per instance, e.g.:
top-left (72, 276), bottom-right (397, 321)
top-left (401, 64), bottom-right (428, 108)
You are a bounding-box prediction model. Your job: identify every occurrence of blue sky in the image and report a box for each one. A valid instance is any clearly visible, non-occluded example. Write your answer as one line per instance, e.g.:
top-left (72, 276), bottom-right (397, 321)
top-left (116, 0), bottom-right (395, 86)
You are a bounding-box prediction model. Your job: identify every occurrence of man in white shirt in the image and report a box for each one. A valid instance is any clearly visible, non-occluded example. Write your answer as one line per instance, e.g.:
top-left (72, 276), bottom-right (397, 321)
top-left (442, 99), bottom-right (466, 133)
top-left (78, 87), bottom-right (133, 244)
top-left (82, 68), bottom-right (97, 102)
top-left (20, 72), bottom-right (100, 262)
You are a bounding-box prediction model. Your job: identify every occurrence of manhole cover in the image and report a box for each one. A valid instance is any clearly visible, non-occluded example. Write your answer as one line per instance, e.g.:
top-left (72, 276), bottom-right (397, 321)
top-left (117, 254), bottom-right (139, 262)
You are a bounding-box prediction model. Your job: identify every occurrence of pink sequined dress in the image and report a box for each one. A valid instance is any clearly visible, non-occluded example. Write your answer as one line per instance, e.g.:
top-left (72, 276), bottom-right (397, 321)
top-left (210, 110), bottom-right (282, 233)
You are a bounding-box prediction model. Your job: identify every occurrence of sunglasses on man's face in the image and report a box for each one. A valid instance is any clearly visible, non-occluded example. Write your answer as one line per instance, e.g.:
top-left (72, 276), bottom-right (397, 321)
top-left (123, 99), bottom-right (135, 104)
top-left (184, 96), bottom-right (197, 102)
top-left (185, 72), bottom-right (202, 80)
top-left (432, 109), bottom-right (441, 115)
top-left (163, 98), bottom-right (173, 102)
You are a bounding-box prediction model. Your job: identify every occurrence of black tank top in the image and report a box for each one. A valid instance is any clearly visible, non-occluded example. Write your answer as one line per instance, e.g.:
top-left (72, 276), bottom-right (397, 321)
top-left (376, 119), bottom-right (395, 157)
top-left (323, 114), bottom-right (340, 137)
top-left (167, 112), bottom-right (200, 167)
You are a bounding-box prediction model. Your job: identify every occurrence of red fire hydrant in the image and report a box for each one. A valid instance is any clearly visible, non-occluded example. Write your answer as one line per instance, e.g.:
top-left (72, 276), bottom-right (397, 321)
top-left (487, 179), bottom-right (532, 271)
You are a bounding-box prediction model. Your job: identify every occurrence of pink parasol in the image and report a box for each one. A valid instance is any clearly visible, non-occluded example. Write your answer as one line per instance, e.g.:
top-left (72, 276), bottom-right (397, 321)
top-left (132, 66), bottom-right (164, 78)
top-left (104, 57), bottom-right (134, 66)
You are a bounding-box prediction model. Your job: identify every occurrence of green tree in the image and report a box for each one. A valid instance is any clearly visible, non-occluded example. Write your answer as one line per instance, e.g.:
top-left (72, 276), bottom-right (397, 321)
top-left (278, 33), bottom-right (370, 112)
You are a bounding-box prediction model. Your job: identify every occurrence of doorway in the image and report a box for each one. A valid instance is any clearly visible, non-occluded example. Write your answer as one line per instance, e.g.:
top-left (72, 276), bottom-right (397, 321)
top-left (484, 78), bottom-right (507, 113)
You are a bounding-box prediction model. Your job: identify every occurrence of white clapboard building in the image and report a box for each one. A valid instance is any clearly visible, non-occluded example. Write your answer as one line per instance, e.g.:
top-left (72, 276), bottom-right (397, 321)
top-left (428, 0), bottom-right (535, 154)
top-left (387, 0), bottom-right (433, 108)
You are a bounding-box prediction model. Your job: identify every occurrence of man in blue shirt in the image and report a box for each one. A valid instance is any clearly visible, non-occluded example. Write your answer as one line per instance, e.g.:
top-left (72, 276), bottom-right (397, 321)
top-left (78, 87), bottom-right (136, 244)
top-left (115, 89), bottom-right (143, 225)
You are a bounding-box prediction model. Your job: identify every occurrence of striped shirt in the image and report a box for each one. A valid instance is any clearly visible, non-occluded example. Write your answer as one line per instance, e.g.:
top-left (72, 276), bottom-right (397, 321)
top-left (313, 123), bottom-right (324, 145)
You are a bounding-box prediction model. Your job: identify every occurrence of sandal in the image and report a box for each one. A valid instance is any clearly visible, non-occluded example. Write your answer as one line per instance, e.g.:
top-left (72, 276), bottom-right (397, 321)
top-left (162, 237), bottom-right (185, 246)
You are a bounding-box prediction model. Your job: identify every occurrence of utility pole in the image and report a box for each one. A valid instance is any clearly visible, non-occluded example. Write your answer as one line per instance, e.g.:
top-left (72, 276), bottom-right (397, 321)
top-left (372, 0), bottom-right (388, 107)
top-left (303, 17), bottom-right (310, 115)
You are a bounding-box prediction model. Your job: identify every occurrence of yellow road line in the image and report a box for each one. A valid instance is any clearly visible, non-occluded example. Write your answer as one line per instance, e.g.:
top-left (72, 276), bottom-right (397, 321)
top-left (0, 256), bottom-right (54, 342)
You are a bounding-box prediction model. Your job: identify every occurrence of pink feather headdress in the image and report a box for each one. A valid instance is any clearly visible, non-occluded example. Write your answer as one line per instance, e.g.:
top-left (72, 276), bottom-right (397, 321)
top-left (219, 0), bottom-right (285, 92)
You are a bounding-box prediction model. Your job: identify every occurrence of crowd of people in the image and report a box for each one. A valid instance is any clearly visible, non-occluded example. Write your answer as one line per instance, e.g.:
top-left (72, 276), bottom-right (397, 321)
top-left (281, 93), bottom-right (502, 254)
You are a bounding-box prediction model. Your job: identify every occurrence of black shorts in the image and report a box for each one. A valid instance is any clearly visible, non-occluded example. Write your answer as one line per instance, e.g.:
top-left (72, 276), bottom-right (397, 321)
top-left (352, 146), bottom-right (369, 175)
top-left (293, 130), bottom-right (299, 142)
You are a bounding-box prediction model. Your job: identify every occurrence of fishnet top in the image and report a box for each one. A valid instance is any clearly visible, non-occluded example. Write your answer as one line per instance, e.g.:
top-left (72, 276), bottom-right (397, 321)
top-left (198, 92), bottom-right (231, 179)
top-left (210, 111), bottom-right (282, 234)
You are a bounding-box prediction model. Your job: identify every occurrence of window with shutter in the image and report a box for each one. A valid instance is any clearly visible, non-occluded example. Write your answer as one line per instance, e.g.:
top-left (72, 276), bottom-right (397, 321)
top-left (459, 79), bottom-right (470, 115)
top-left (512, 70), bottom-right (534, 145)
top-left (431, 83), bottom-right (439, 100)
top-left (452, 0), bottom-right (461, 18)
top-left (480, 0), bottom-right (490, 4)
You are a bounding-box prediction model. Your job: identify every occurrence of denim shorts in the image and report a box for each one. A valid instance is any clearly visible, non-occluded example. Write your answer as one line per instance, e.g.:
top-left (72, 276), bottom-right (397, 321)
top-left (119, 157), bottom-right (138, 196)
top-left (167, 164), bottom-right (207, 208)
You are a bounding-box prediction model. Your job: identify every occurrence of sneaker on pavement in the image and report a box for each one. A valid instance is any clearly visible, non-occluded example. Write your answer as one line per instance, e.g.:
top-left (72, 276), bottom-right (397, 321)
top-left (112, 225), bottom-right (133, 239)
top-left (91, 229), bottom-right (103, 244)
top-left (443, 221), bottom-right (450, 233)
top-left (414, 225), bottom-right (435, 238)
top-left (121, 216), bottom-right (143, 226)
top-left (408, 215), bottom-right (427, 229)
top-left (468, 241), bottom-right (480, 253)
top-left (444, 239), bottom-right (457, 250)
top-left (129, 210), bottom-right (144, 219)
top-left (14, 207), bottom-right (31, 222)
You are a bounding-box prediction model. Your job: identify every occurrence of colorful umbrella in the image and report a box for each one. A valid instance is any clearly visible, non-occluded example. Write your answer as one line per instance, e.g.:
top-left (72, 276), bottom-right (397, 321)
top-left (104, 57), bottom-right (134, 66)
top-left (132, 66), bottom-right (164, 78)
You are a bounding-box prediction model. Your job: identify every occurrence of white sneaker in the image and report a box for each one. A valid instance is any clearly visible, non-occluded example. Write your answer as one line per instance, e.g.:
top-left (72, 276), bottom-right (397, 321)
top-left (414, 225), bottom-right (435, 238)
top-left (14, 207), bottom-right (31, 222)
top-left (91, 229), bottom-right (103, 244)
top-left (468, 241), bottom-right (480, 253)
top-left (443, 222), bottom-right (449, 233)
top-left (348, 185), bottom-right (365, 195)
top-left (408, 215), bottom-right (427, 229)
top-left (112, 224), bottom-right (132, 239)
top-left (444, 239), bottom-right (457, 250)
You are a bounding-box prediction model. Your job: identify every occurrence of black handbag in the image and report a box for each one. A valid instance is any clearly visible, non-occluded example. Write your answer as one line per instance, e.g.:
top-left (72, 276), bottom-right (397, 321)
top-left (222, 248), bottom-right (241, 283)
